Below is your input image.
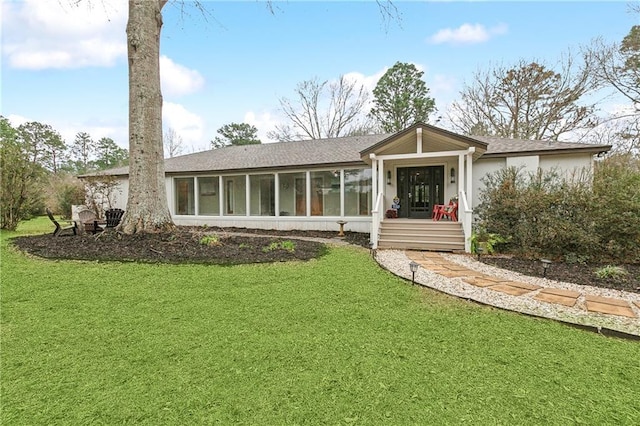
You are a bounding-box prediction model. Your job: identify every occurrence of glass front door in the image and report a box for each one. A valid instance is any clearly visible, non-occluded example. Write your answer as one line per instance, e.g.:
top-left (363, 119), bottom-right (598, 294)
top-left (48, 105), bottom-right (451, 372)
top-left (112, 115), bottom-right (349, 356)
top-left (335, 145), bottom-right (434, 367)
top-left (397, 166), bottom-right (444, 219)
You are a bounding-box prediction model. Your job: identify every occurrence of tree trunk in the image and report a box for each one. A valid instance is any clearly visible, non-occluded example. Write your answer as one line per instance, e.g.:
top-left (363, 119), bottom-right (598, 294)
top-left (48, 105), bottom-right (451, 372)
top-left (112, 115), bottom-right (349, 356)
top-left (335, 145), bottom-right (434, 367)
top-left (120, 0), bottom-right (174, 234)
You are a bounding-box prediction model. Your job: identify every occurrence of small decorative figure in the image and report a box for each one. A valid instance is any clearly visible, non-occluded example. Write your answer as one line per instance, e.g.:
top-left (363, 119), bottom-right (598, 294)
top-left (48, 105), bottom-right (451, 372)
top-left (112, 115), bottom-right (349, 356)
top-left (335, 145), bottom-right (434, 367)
top-left (391, 196), bottom-right (400, 211)
top-left (386, 196), bottom-right (401, 218)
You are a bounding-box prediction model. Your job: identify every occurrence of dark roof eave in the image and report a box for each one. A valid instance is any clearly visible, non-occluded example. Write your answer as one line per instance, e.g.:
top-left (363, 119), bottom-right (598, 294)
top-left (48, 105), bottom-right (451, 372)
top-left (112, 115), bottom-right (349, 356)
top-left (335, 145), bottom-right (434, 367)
top-left (480, 145), bottom-right (613, 159)
top-left (165, 160), bottom-right (369, 175)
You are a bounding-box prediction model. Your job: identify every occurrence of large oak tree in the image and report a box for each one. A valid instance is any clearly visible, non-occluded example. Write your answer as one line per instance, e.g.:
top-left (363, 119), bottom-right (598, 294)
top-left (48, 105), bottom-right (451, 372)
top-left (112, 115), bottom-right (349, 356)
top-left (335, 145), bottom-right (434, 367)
top-left (119, 0), bottom-right (174, 234)
top-left (117, 1), bottom-right (398, 232)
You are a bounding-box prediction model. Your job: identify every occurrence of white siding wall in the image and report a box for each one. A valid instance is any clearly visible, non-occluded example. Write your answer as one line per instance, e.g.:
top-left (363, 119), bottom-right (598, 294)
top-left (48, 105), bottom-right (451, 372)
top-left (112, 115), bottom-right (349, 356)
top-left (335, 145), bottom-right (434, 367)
top-left (471, 158), bottom-right (505, 209)
top-left (112, 177), bottom-right (129, 210)
top-left (539, 153), bottom-right (593, 178)
top-left (506, 155), bottom-right (539, 172)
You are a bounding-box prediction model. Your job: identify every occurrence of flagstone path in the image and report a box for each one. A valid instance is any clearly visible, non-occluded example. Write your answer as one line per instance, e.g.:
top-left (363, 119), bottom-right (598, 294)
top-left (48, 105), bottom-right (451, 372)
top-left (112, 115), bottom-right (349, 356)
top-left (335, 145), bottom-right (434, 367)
top-left (376, 250), bottom-right (640, 337)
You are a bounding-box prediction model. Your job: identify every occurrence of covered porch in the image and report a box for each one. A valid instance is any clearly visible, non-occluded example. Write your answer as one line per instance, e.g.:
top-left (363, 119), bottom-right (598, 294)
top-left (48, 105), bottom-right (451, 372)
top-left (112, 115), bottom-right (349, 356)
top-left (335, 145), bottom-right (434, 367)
top-left (361, 123), bottom-right (487, 252)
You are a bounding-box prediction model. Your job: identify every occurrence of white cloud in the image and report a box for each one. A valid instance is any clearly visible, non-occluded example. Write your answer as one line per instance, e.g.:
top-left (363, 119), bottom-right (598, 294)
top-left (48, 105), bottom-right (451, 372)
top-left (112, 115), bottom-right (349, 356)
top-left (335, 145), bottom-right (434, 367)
top-left (7, 114), bottom-right (30, 127)
top-left (2, 0), bottom-right (127, 69)
top-left (243, 111), bottom-right (280, 143)
top-left (342, 69), bottom-right (387, 93)
top-left (162, 102), bottom-right (205, 145)
top-left (428, 23), bottom-right (508, 45)
top-left (160, 56), bottom-right (205, 97)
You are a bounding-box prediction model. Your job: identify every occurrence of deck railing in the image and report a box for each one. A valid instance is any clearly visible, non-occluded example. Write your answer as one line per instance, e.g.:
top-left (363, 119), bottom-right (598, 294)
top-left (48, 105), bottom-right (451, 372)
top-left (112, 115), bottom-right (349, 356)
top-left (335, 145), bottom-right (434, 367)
top-left (371, 192), bottom-right (384, 249)
top-left (459, 190), bottom-right (472, 252)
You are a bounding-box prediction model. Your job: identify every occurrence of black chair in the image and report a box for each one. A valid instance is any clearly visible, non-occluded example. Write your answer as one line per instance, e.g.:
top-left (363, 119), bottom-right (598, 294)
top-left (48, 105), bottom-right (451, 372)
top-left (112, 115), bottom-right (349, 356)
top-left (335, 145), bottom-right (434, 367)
top-left (105, 209), bottom-right (124, 228)
top-left (46, 208), bottom-right (78, 236)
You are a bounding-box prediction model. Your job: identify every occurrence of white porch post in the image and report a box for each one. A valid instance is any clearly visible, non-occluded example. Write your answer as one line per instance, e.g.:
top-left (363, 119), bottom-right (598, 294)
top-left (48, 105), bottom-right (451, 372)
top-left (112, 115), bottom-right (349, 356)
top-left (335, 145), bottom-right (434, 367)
top-left (464, 148), bottom-right (475, 252)
top-left (378, 158), bottom-right (385, 209)
top-left (371, 158), bottom-right (378, 211)
top-left (245, 174), bottom-right (250, 217)
top-left (370, 156), bottom-right (379, 248)
top-left (340, 169), bottom-right (345, 217)
top-left (306, 171), bottom-right (311, 217)
top-left (218, 176), bottom-right (224, 216)
top-left (466, 148), bottom-right (474, 211)
top-left (194, 176), bottom-right (199, 216)
top-left (458, 153), bottom-right (465, 198)
top-left (274, 173), bottom-right (280, 217)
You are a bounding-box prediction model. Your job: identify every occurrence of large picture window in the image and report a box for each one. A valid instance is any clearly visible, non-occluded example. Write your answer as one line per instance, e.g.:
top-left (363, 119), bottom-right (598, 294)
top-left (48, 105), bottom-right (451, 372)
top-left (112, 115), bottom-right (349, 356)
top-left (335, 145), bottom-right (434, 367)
top-left (279, 172), bottom-right (305, 216)
top-left (198, 176), bottom-right (219, 216)
top-left (310, 171), bottom-right (340, 216)
top-left (345, 168), bottom-right (372, 216)
top-left (175, 177), bottom-right (195, 215)
top-left (250, 174), bottom-right (275, 216)
top-left (223, 175), bottom-right (246, 215)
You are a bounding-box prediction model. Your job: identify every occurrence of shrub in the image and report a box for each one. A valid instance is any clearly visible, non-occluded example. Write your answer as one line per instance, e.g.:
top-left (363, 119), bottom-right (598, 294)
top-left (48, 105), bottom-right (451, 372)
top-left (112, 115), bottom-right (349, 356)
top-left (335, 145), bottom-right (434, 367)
top-left (469, 226), bottom-right (508, 255)
top-left (50, 174), bottom-right (85, 219)
top-left (475, 159), bottom-right (640, 263)
top-left (200, 235), bottom-right (221, 247)
top-left (262, 240), bottom-right (296, 253)
top-left (476, 166), bottom-right (596, 258)
top-left (594, 265), bottom-right (628, 280)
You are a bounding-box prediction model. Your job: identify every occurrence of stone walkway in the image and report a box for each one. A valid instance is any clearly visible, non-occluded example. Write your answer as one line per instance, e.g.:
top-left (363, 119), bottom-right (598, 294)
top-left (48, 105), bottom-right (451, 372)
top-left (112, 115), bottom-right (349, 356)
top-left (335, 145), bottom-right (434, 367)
top-left (377, 250), bottom-right (640, 337)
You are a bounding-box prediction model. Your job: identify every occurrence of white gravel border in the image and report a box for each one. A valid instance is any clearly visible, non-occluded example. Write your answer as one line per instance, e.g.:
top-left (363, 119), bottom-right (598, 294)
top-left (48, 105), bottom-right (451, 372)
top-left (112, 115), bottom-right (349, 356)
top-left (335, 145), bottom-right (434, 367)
top-left (376, 250), bottom-right (640, 337)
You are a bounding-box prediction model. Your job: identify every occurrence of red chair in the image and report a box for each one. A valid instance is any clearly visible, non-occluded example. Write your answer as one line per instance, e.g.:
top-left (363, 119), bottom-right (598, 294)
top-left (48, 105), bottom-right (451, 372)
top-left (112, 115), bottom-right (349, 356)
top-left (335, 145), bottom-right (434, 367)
top-left (440, 202), bottom-right (458, 222)
top-left (432, 204), bottom-right (445, 220)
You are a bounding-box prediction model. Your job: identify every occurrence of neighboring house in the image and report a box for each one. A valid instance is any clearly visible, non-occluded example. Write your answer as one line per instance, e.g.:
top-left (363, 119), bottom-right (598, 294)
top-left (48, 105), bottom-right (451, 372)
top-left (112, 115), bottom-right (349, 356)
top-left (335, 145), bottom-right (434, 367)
top-left (88, 123), bottom-right (610, 252)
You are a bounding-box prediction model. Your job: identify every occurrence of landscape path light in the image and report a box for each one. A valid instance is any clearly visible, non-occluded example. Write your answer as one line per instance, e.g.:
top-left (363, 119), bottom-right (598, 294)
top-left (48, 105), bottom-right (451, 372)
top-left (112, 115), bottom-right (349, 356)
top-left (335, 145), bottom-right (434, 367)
top-left (409, 261), bottom-right (419, 285)
top-left (541, 259), bottom-right (552, 278)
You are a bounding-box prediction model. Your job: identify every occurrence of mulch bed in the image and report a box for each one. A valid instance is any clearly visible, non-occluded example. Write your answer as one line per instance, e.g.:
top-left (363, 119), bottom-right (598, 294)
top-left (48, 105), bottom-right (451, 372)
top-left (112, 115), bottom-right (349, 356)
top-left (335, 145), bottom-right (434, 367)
top-left (480, 255), bottom-right (640, 294)
top-left (11, 226), bottom-right (638, 293)
top-left (11, 227), bottom-right (336, 265)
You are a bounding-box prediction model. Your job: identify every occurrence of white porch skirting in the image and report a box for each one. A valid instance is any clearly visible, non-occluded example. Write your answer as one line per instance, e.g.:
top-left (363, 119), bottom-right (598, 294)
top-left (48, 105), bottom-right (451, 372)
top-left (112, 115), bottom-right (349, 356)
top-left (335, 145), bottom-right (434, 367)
top-left (172, 216), bottom-right (372, 233)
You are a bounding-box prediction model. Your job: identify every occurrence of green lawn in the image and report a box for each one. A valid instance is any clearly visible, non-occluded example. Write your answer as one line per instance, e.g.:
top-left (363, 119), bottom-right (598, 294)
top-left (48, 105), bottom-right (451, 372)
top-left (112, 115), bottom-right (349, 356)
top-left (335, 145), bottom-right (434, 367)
top-left (2, 217), bottom-right (639, 424)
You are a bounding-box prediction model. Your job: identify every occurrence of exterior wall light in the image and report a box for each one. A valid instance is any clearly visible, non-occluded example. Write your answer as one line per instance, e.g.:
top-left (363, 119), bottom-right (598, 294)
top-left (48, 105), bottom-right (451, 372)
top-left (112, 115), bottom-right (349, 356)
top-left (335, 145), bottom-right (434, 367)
top-left (387, 170), bottom-right (392, 185)
top-left (450, 167), bottom-right (456, 184)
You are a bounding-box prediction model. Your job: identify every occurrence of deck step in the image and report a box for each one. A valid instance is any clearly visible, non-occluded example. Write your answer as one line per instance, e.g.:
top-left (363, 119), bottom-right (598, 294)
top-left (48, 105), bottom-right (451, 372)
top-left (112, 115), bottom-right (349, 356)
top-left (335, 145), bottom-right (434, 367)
top-left (378, 219), bottom-right (465, 251)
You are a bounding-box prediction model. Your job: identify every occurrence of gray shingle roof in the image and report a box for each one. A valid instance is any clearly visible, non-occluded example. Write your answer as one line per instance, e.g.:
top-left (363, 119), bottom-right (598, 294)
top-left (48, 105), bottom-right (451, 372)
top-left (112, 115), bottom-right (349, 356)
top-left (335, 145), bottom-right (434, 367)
top-left (91, 129), bottom-right (611, 177)
top-left (473, 135), bottom-right (611, 157)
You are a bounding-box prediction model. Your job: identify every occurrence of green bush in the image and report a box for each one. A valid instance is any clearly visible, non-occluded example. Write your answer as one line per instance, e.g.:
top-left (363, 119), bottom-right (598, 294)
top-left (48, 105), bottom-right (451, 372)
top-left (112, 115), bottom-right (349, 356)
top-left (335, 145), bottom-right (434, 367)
top-left (475, 157), bottom-right (640, 263)
top-left (594, 265), bottom-right (628, 280)
top-left (55, 180), bottom-right (85, 219)
top-left (262, 240), bottom-right (296, 253)
top-left (200, 235), bottom-right (221, 247)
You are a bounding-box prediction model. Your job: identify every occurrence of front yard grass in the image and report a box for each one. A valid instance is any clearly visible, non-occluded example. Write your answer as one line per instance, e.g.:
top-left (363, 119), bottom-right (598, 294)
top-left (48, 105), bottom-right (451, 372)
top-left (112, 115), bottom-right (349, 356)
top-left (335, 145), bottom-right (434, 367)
top-left (1, 218), bottom-right (639, 424)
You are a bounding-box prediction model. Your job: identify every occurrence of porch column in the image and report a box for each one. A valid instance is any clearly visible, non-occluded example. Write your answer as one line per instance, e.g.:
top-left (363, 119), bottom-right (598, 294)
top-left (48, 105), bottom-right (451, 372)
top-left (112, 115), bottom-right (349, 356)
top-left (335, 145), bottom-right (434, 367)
top-left (274, 173), bottom-right (280, 217)
top-left (194, 176), bottom-right (200, 216)
top-left (458, 154), bottom-right (465, 198)
top-left (340, 169), bottom-right (345, 217)
top-left (306, 171), bottom-right (311, 217)
top-left (370, 156), bottom-right (379, 248)
top-left (218, 176), bottom-right (224, 216)
top-left (464, 147), bottom-right (475, 252)
top-left (371, 158), bottom-right (378, 212)
top-left (245, 174), bottom-right (250, 217)
top-left (378, 158), bottom-right (385, 209)
top-left (466, 148), bottom-right (474, 212)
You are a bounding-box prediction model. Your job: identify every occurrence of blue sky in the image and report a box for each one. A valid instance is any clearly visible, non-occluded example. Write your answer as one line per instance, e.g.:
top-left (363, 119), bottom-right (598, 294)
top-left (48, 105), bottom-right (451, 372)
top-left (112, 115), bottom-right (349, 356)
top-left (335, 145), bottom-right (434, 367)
top-left (1, 1), bottom-right (637, 152)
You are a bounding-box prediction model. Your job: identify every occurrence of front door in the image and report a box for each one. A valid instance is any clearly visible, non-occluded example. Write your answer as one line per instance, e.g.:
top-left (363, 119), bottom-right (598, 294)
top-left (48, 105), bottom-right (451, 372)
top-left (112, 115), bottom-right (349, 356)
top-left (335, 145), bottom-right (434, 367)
top-left (397, 166), bottom-right (444, 218)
